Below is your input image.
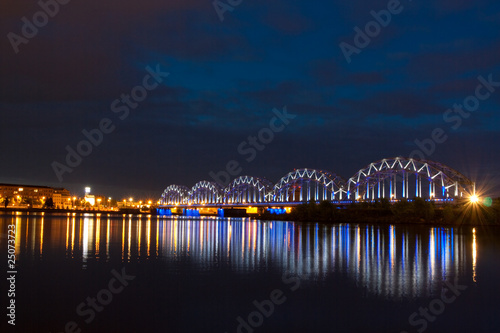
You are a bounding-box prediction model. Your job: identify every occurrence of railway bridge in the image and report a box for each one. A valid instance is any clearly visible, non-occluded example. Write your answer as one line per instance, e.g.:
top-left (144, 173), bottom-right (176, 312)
top-left (158, 157), bottom-right (476, 217)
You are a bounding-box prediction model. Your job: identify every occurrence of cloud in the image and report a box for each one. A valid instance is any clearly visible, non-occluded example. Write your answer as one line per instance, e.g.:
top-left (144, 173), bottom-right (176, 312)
top-left (339, 91), bottom-right (445, 118)
top-left (1, 0), bottom-right (499, 197)
top-left (406, 41), bottom-right (500, 81)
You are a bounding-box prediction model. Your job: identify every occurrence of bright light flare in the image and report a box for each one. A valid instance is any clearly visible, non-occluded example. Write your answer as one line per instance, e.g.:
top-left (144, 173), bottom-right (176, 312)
top-left (469, 195), bottom-right (479, 204)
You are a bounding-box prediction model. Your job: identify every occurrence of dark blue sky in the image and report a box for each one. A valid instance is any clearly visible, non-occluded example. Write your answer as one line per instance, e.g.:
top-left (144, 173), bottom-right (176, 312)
top-left (1, 0), bottom-right (499, 198)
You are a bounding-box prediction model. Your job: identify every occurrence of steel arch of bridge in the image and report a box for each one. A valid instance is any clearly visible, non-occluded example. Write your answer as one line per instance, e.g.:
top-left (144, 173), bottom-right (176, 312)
top-left (347, 157), bottom-right (475, 200)
top-left (189, 180), bottom-right (223, 204)
top-left (223, 176), bottom-right (274, 204)
top-left (272, 168), bottom-right (347, 202)
top-left (159, 157), bottom-right (475, 206)
top-left (161, 185), bottom-right (190, 205)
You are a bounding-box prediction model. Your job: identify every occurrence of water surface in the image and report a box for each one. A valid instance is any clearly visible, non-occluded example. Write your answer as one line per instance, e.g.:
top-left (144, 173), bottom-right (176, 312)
top-left (1, 212), bottom-right (499, 332)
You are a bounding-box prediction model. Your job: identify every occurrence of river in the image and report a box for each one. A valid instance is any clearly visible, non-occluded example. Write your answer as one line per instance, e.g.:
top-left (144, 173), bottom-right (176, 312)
top-left (1, 212), bottom-right (499, 332)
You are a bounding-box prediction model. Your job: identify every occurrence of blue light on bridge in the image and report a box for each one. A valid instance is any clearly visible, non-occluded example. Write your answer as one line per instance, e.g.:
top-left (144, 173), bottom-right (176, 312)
top-left (267, 208), bottom-right (287, 215)
top-left (184, 209), bottom-right (201, 217)
top-left (159, 158), bottom-right (475, 205)
top-left (157, 208), bottom-right (172, 216)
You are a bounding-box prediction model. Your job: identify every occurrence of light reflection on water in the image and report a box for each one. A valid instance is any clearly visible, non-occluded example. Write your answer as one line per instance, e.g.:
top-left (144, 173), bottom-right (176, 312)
top-left (3, 213), bottom-right (475, 299)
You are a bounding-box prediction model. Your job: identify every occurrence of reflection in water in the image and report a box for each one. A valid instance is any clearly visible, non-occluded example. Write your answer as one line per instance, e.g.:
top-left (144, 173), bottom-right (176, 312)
top-left (472, 227), bottom-right (477, 282)
top-left (71, 216), bottom-right (76, 254)
top-left (2, 214), bottom-right (476, 298)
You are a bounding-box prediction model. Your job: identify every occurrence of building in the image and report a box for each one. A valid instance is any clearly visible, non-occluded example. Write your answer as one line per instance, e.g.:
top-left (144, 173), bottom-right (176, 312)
top-left (0, 183), bottom-right (71, 208)
top-left (54, 187), bottom-right (72, 208)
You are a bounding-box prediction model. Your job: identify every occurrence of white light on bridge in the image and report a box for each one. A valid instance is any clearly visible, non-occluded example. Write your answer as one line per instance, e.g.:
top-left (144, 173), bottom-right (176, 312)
top-left (469, 194), bottom-right (479, 204)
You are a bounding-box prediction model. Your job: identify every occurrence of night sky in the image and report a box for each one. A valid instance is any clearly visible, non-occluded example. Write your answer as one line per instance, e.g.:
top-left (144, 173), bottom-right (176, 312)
top-left (1, 0), bottom-right (499, 199)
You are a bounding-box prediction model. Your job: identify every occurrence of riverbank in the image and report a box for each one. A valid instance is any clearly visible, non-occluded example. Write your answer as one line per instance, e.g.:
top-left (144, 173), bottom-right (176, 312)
top-left (3, 199), bottom-right (500, 226)
top-left (258, 198), bottom-right (500, 226)
top-left (0, 207), bottom-right (154, 215)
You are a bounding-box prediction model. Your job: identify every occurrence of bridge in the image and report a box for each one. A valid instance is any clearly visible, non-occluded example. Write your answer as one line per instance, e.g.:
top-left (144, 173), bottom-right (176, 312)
top-left (158, 157), bottom-right (476, 216)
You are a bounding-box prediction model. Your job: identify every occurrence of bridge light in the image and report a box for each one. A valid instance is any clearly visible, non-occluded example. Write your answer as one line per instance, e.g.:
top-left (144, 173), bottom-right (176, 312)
top-left (469, 194), bottom-right (479, 204)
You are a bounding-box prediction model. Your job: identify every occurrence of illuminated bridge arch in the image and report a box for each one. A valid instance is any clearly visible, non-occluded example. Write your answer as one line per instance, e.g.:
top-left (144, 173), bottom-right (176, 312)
top-left (189, 180), bottom-right (223, 204)
top-left (161, 185), bottom-right (190, 205)
top-left (223, 176), bottom-right (274, 204)
top-left (272, 169), bottom-right (347, 202)
top-left (347, 157), bottom-right (475, 201)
